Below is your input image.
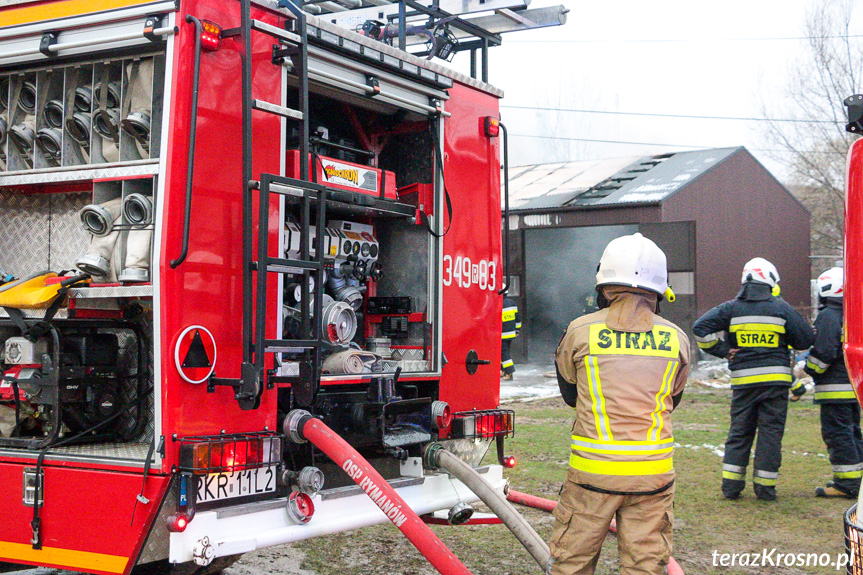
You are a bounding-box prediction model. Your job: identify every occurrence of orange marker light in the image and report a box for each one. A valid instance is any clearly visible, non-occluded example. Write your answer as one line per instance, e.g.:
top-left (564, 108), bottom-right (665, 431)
top-left (201, 20), bottom-right (222, 51)
top-left (484, 116), bottom-right (500, 138)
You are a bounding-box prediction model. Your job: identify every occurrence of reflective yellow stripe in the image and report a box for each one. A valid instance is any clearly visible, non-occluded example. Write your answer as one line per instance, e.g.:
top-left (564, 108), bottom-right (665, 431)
top-left (806, 359), bottom-right (828, 374)
top-left (0, 0), bottom-right (156, 28)
top-left (501, 359), bottom-right (514, 368)
top-left (573, 445), bottom-right (673, 456)
top-left (588, 324), bottom-right (679, 358)
top-left (569, 454), bottom-right (673, 475)
top-left (515, 322), bottom-right (522, 329)
top-left (697, 339), bottom-right (718, 349)
top-left (502, 331), bottom-right (517, 339)
top-left (722, 471), bottom-right (744, 480)
top-left (571, 436), bottom-right (674, 446)
top-left (0, 541), bottom-right (128, 574)
top-left (729, 323), bottom-right (786, 333)
top-left (502, 309), bottom-right (517, 322)
top-left (835, 470), bottom-right (863, 479)
top-left (731, 373), bottom-right (793, 385)
top-left (586, 356), bottom-right (613, 441)
top-left (647, 361), bottom-right (676, 441)
top-left (815, 391), bottom-right (858, 400)
top-left (752, 476), bottom-right (777, 486)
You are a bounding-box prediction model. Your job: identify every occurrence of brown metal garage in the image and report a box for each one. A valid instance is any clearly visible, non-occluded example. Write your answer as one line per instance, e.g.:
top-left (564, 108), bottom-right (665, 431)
top-left (502, 146), bottom-right (811, 362)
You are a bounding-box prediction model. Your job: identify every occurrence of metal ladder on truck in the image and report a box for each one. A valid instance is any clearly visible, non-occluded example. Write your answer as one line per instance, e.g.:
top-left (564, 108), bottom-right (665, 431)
top-left (232, 0), bottom-right (329, 410)
top-left (227, 0), bottom-right (418, 410)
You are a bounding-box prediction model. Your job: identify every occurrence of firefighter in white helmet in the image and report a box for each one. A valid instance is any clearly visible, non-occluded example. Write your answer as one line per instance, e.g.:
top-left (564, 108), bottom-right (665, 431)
top-left (693, 257), bottom-right (814, 501)
top-left (551, 233), bottom-right (690, 575)
top-left (802, 267), bottom-right (863, 498)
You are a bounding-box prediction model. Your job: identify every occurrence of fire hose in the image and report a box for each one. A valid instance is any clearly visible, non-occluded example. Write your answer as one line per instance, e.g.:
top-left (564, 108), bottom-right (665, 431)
top-left (506, 489), bottom-right (685, 575)
top-left (425, 444), bottom-right (551, 571)
top-left (284, 410), bottom-right (473, 575)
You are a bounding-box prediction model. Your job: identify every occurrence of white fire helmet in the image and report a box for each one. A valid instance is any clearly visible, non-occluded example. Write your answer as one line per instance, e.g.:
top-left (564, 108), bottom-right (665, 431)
top-left (741, 257), bottom-right (780, 288)
top-left (816, 267), bottom-right (844, 299)
top-left (596, 233), bottom-right (674, 301)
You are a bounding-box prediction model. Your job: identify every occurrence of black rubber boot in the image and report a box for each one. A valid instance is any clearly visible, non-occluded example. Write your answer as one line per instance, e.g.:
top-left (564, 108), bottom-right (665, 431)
top-left (722, 478), bottom-right (744, 500)
top-left (754, 484), bottom-right (777, 501)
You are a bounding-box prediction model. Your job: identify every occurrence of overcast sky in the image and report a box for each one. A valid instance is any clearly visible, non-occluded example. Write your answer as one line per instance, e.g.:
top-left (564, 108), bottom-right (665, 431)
top-left (446, 0), bottom-right (862, 180)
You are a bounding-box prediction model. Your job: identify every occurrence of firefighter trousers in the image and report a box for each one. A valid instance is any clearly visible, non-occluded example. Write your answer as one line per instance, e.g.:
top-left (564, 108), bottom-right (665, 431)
top-left (501, 338), bottom-right (515, 375)
top-left (821, 403), bottom-right (863, 495)
top-left (549, 480), bottom-right (674, 575)
top-left (721, 385), bottom-right (788, 500)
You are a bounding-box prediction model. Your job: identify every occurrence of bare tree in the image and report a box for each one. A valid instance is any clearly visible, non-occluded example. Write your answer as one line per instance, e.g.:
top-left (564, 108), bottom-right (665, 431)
top-left (760, 0), bottom-right (863, 270)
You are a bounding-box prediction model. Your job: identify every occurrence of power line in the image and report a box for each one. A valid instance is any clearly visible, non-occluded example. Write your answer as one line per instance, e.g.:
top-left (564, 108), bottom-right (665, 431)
top-left (510, 133), bottom-right (699, 148)
top-left (500, 104), bottom-right (839, 124)
top-left (509, 132), bottom-right (842, 154)
top-left (508, 35), bottom-right (863, 44)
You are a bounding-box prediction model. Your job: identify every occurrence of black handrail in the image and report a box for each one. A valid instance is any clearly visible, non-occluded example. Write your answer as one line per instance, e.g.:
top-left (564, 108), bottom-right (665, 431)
top-left (170, 15), bottom-right (203, 268)
top-left (498, 121), bottom-right (510, 295)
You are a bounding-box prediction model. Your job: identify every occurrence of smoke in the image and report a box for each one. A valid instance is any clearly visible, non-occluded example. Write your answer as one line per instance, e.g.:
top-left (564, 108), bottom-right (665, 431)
top-left (523, 224), bottom-right (637, 361)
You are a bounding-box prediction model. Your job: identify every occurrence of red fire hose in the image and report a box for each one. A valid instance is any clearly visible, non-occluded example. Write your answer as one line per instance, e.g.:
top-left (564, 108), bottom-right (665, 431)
top-left (284, 411), bottom-right (472, 575)
top-left (506, 489), bottom-right (685, 575)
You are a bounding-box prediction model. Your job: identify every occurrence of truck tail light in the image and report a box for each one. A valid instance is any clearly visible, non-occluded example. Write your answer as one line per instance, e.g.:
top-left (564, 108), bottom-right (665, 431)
top-left (484, 116), bottom-right (500, 138)
top-left (167, 512), bottom-right (189, 532)
top-left (502, 455), bottom-right (517, 468)
top-left (201, 20), bottom-right (222, 51)
top-left (180, 433), bottom-right (282, 475)
top-left (450, 409), bottom-right (515, 439)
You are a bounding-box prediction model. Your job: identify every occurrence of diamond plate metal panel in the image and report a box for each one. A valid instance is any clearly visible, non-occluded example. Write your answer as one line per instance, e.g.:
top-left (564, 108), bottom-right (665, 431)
top-left (0, 190), bottom-right (90, 277)
top-left (0, 162), bottom-right (158, 186)
top-left (70, 285), bottom-right (155, 299)
top-left (136, 476), bottom-right (177, 565)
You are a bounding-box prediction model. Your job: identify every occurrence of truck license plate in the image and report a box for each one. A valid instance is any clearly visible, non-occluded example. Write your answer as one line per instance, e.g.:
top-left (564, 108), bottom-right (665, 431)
top-left (197, 466), bottom-right (277, 503)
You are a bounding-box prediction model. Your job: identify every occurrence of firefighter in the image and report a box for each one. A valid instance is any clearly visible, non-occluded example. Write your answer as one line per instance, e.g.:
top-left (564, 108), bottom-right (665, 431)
top-left (803, 267), bottom-right (863, 498)
top-left (501, 295), bottom-right (521, 380)
top-left (693, 257), bottom-right (814, 501)
top-left (551, 233), bottom-right (689, 575)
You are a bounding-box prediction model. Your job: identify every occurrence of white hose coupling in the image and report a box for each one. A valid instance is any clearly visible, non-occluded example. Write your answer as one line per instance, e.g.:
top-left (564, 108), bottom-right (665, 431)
top-left (283, 409), bottom-right (312, 444)
top-left (191, 536), bottom-right (215, 566)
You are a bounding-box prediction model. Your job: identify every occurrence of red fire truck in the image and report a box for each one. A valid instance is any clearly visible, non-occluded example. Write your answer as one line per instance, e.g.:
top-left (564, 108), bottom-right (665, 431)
top-left (0, 1), bottom-right (564, 573)
top-left (842, 98), bottom-right (863, 570)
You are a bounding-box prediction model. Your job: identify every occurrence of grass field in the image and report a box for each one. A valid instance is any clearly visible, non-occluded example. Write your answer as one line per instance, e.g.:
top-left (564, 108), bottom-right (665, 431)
top-left (232, 384), bottom-right (855, 575)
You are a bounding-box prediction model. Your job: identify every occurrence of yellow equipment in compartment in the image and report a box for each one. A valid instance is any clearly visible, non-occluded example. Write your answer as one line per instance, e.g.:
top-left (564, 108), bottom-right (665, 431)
top-left (0, 272), bottom-right (89, 309)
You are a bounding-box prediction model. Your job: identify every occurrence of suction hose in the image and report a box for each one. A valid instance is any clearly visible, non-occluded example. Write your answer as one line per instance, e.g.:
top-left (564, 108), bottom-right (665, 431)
top-left (426, 444), bottom-right (551, 571)
top-left (283, 410), bottom-right (472, 575)
top-left (505, 489), bottom-right (685, 575)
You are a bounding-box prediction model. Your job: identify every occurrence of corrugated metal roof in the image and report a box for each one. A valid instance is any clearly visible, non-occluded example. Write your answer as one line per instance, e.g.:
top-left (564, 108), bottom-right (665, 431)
top-left (506, 147), bottom-right (742, 211)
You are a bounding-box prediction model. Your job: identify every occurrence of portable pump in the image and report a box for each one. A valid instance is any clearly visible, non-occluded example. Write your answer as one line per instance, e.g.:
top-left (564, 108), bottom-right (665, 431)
top-left (1, 332), bottom-right (123, 437)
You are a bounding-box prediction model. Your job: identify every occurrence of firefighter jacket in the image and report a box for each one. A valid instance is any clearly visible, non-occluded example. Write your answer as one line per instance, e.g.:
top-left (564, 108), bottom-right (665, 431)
top-left (693, 282), bottom-right (815, 389)
top-left (804, 299), bottom-right (856, 403)
top-left (555, 288), bottom-right (690, 493)
top-left (502, 296), bottom-right (521, 340)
